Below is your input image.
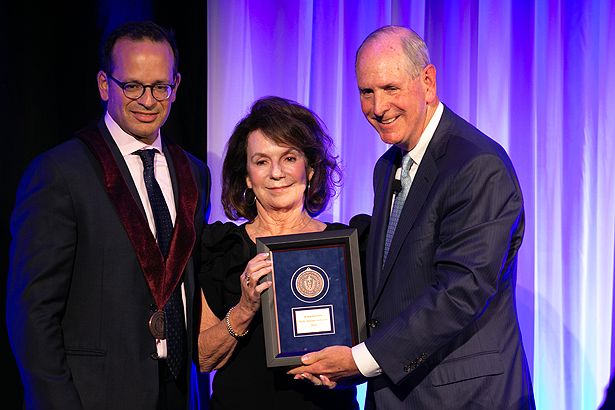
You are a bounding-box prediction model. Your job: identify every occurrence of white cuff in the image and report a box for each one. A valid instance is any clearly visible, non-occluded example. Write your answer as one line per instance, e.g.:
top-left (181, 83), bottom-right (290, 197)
top-left (351, 342), bottom-right (382, 377)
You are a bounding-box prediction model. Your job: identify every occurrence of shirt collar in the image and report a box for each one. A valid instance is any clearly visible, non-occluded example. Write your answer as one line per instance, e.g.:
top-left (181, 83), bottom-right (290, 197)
top-left (104, 112), bottom-right (163, 157)
top-left (407, 101), bottom-right (443, 166)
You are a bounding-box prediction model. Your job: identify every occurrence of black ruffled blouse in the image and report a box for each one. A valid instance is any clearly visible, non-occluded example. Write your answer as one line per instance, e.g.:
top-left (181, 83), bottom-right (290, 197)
top-left (199, 219), bottom-right (369, 410)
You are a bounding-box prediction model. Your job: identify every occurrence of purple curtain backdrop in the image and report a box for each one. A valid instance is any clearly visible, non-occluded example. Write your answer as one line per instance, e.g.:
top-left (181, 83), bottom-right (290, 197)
top-left (207, 1), bottom-right (615, 409)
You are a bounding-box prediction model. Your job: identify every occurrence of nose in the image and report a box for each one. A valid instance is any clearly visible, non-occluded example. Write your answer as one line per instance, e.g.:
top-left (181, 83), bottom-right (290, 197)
top-left (137, 87), bottom-right (157, 107)
top-left (270, 161), bottom-right (285, 179)
top-left (372, 92), bottom-right (389, 118)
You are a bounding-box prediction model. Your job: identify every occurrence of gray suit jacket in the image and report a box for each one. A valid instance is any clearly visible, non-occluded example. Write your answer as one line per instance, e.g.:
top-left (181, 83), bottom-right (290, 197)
top-left (7, 121), bottom-right (210, 410)
top-left (363, 106), bottom-right (534, 409)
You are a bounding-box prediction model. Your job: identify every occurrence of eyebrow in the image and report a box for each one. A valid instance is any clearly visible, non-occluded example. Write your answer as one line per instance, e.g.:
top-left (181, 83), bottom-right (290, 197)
top-left (249, 147), bottom-right (302, 160)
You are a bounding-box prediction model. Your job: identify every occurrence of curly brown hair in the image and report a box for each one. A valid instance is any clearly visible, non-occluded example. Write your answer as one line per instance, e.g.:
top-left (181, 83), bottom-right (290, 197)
top-left (221, 96), bottom-right (342, 221)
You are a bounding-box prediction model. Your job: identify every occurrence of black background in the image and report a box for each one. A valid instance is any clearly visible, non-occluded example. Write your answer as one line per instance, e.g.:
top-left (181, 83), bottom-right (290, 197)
top-left (1, 1), bottom-right (206, 406)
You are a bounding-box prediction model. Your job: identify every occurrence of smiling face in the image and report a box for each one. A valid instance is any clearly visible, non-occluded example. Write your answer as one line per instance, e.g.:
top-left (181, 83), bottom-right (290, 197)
top-left (245, 129), bottom-right (313, 215)
top-left (356, 35), bottom-right (437, 151)
top-left (97, 38), bottom-right (180, 145)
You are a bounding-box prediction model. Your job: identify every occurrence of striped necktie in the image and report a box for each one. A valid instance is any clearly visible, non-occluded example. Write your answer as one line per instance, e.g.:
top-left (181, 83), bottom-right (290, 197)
top-left (382, 152), bottom-right (413, 265)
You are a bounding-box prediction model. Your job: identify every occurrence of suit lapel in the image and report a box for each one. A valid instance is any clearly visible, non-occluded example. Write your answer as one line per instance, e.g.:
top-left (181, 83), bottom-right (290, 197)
top-left (370, 107), bottom-right (453, 311)
top-left (161, 141), bottom-right (199, 304)
top-left (76, 123), bottom-right (198, 309)
top-left (162, 144), bottom-right (179, 208)
top-left (98, 120), bottom-right (147, 218)
top-left (366, 147), bottom-right (399, 308)
top-left (375, 154), bottom-right (438, 296)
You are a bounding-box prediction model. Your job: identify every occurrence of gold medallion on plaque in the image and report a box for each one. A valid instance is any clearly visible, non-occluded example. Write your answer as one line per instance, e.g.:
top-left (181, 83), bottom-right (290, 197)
top-left (291, 264), bottom-right (329, 303)
top-left (295, 267), bottom-right (325, 299)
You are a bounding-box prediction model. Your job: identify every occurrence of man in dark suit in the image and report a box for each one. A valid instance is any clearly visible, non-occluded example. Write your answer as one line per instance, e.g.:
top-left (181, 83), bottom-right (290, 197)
top-left (289, 25), bottom-right (535, 409)
top-left (6, 21), bottom-right (209, 410)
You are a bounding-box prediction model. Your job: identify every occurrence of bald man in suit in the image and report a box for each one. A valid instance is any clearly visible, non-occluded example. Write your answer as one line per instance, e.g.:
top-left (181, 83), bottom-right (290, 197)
top-left (289, 25), bottom-right (535, 410)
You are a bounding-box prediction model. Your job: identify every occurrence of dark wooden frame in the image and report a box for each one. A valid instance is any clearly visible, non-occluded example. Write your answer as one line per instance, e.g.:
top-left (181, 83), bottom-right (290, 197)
top-left (256, 228), bottom-right (366, 367)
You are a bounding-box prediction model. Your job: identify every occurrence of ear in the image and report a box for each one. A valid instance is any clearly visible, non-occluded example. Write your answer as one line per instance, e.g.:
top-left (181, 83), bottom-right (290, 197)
top-left (422, 64), bottom-right (437, 104)
top-left (245, 175), bottom-right (252, 189)
top-left (170, 72), bottom-right (181, 103)
top-left (97, 71), bottom-right (110, 102)
top-left (307, 167), bottom-right (314, 184)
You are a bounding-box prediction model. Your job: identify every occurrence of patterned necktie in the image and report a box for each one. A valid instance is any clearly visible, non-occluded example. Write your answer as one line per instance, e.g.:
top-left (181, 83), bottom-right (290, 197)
top-left (383, 152), bottom-right (413, 265)
top-left (135, 149), bottom-right (186, 379)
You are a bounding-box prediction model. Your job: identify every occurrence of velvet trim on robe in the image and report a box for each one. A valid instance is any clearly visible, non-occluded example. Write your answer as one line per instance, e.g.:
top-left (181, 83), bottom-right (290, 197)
top-left (76, 127), bottom-right (198, 308)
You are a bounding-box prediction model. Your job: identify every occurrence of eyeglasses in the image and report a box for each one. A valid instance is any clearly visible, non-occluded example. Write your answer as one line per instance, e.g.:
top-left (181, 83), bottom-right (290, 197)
top-left (106, 73), bottom-right (176, 101)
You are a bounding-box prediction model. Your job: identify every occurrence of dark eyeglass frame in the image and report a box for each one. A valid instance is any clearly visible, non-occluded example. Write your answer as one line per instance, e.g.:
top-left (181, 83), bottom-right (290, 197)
top-left (106, 73), bottom-right (177, 101)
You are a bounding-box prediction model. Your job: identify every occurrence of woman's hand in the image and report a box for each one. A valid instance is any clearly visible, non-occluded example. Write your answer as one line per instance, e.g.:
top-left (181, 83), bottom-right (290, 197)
top-left (197, 253), bottom-right (272, 372)
top-left (238, 252), bottom-right (273, 313)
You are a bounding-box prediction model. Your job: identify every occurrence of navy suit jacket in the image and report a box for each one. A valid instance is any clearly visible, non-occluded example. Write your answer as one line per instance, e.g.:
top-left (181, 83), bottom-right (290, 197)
top-left (363, 106), bottom-right (534, 409)
top-left (6, 121), bottom-right (210, 410)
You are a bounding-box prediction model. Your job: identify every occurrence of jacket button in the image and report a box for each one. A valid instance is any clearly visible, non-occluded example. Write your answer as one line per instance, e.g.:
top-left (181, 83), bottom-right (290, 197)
top-left (368, 319), bottom-right (379, 328)
top-left (150, 352), bottom-right (159, 360)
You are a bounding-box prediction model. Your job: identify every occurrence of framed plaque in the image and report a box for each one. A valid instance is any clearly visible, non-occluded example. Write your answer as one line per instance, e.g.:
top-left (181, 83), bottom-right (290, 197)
top-left (256, 228), bottom-right (366, 367)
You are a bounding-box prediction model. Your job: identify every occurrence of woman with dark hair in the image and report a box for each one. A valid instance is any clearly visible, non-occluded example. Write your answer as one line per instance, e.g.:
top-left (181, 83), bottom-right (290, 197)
top-left (197, 96), bottom-right (361, 409)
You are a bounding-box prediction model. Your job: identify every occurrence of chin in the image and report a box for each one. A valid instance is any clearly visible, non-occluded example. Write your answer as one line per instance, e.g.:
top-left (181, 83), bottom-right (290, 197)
top-left (130, 126), bottom-right (158, 139)
top-left (378, 134), bottom-right (400, 145)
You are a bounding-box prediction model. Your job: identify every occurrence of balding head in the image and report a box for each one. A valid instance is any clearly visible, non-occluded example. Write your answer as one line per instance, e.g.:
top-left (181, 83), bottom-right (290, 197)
top-left (356, 25), bottom-right (430, 78)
